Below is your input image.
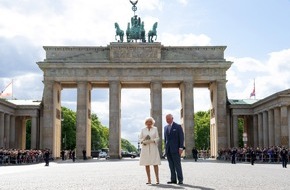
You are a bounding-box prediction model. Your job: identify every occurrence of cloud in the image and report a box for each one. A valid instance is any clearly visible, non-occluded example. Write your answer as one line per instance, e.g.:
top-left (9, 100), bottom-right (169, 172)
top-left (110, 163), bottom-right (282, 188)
top-left (226, 49), bottom-right (290, 100)
top-left (161, 33), bottom-right (211, 46)
top-left (177, 0), bottom-right (188, 6)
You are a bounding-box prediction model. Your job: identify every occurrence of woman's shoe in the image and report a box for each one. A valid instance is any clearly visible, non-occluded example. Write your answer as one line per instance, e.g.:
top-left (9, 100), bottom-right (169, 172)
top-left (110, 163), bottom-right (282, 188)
top-left (146, 182), bottom-right (151, 185)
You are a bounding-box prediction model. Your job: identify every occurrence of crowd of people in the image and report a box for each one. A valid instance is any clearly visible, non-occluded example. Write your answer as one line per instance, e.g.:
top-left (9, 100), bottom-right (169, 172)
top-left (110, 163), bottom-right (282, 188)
top-left (217, 146), bottom-right (289, 164)
top-left (0, 148), bottom-right (79, 166)
top-left (0, 148), bottom-right (51, 165)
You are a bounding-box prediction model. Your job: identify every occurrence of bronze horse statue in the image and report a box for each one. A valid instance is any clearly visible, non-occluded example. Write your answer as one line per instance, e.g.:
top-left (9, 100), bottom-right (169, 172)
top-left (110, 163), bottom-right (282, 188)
top-left (148, 22), bottom-right (158, 43)
top-left (115, 22), bottom-right (124, 42)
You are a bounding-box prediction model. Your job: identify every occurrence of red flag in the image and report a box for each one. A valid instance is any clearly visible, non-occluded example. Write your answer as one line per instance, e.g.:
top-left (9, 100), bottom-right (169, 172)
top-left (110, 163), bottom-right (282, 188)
top-left (0, 81), bottom-right (13, 98)
top-left (250, 80), bottom-right (255, 98)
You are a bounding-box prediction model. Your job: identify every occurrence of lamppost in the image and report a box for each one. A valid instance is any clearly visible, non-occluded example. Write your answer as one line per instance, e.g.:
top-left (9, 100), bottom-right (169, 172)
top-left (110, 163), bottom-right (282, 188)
top-left (61, 118), bottom-right (66, 150)
top-left (243, 132), bottom-right (248, 148)
top-left (137, 135), bottom-right (140, 155)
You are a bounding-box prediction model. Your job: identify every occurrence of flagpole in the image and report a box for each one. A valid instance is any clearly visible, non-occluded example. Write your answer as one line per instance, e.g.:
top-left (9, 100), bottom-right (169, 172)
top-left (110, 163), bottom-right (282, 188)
top-left (253, 79), bottom-right (255, 99)
top-left (12, 79), bottom-right (14, 100)
top-left (249, 78), bottom-right (256, 99)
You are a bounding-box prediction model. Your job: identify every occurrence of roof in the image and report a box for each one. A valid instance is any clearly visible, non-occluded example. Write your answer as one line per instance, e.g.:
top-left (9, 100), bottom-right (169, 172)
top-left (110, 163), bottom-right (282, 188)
top-left (228, 99), bottom-right (259, 105)
top-left (7, 100), bottom-right (42, 106)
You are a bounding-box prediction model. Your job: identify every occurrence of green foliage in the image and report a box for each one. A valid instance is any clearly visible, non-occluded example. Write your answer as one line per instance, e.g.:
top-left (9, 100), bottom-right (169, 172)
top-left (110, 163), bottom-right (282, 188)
top-left (26, 120), bottom-right (31, 149)
top-left (121, 138), bottom-right (137, 152)
top-left (238, 118), bottom-right (244, 147)
top-left (61, 107), bottom-right (77, 150)
top-left (194, 111), bottom-right (210, 150)
top-left (91, 113), bottom-right (109, 150)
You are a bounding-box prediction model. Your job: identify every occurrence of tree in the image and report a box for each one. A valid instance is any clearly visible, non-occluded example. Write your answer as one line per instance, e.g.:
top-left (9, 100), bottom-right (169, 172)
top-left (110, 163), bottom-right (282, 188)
top-left (61, 107), bottom-right (77, 150)
top-left (194, 111), bottom-right (210, 150)
top-left (91, 113), bottom-right (109, 150)
top-left (26, 120), bottom-right (31, 149)
top-left (238, 118), bottom-right (244, 148)
top-left (121, 138), bottom-right (137, 152)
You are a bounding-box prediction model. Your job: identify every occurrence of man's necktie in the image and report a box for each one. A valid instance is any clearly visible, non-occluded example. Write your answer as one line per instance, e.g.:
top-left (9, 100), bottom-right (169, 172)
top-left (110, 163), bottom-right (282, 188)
top-left (167, 124), bottom-right (171, 134)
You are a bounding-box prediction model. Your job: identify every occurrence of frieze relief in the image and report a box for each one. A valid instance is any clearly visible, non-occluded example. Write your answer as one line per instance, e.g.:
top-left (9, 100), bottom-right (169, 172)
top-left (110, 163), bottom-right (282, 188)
top-left (44, 46), bottom-right (109, 61)
top-left (161, 47), bottom-right (226, 61)
top-left (110, 45), bottom-right (161, 62)
top-left (45, 67), bottom-right (224, 80)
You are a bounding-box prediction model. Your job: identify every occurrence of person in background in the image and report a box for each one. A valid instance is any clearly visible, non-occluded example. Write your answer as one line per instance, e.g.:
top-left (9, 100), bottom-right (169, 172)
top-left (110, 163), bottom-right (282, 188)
top-left (192, 147), bottom-right (198, 162)
top-left (139, 117), bottom-right (161, 185)
top-left (72, 150), bottom-right (76, 162)
top-left (44, 149), bottom-right (50, 166)
top-left (250, 148), bottom-right (256, 165)
top-left (164, 114), bottom-right (184, 185)
top-left (82, 149), bottom-right (87, 160)
top-left (61, 150), bottom-right (65, 161)
top-left (280, 147), bottom-right (288, 168)
top-left (231, 147), bottom-right (237, 164)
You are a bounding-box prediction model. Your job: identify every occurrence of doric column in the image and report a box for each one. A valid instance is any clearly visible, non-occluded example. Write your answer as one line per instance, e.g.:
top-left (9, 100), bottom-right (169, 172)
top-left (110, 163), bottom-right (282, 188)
top-left (274, 108), bottom-right (281, 146)
top-left (262, 111), bottom-right (268, 148)
top-left (209, 80), bottom-right (228, 158)
top-left (253, 114), bottom-right (258, 148)
top-left (258, 113), bottom-right (263, 147)
top-left (31, 116), bottom-right (37, 149)
top-left (4, 114), bottom-right (10, 148)
top-left (0, 112), bottom-right (4, 147)
top-left (280, 106), bottom-right (288, 147)
top-left (180, 81), bottom-right (194, 158)
top-left (268, 109), bottom-right (274, 147)
top-left (233, 115), bottom-right (239, 147)
top-left (109, 80), bottom-right (121, 159)
top-left (150, 81), bottom-right (162, 156)
top-left (21, 117), bottom-right (27, 150)
top-left (76, 81), bottom-right (92, 159)
top-left (227, 114), bottom-right (231, 148)
top-left (42, 80), bottom-right (54, 151)
top-left (9, 115), bottom-right (15, 148)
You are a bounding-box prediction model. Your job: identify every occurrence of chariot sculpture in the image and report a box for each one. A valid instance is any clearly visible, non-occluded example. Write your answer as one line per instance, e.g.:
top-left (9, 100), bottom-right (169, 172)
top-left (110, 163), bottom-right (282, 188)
top-left (114, 0), bottom-right (158, 43)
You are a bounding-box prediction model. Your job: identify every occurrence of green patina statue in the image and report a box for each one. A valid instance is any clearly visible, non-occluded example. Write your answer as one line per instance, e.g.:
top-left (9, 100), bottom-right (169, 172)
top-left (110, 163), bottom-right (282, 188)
top-left (114, 0), bottom-right (158, 43)
top-left (126, 15), bottom-right (146, 42)
top-left (148, 22), bottom-right (158, 43)
top-left (115, 22), bottom-right (124, 42)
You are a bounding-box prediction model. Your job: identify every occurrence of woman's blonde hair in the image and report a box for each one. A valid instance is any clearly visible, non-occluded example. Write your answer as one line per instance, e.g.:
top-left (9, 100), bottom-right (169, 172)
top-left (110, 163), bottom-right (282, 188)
top-left (144, 117), bottom-right (155, 125)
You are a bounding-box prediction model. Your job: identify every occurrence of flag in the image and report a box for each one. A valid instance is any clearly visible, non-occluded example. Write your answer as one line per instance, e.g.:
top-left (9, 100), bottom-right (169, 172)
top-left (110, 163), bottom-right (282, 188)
top-left (250, 80), bottom-right (255, 98)
top-left (0, 81), bottom-right (13, 98)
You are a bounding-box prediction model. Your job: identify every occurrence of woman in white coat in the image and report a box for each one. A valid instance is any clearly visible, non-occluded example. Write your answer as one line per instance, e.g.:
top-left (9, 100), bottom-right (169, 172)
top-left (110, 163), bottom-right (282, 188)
top-left (139, 117), bottom-right (161, 185)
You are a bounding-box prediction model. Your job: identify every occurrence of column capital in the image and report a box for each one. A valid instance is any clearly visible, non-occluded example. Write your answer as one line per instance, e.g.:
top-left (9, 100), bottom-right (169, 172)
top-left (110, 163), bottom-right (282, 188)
top-left (109, 80), bottom-right (120, 85)
top-left (43, 80), bottom-right (55, 85)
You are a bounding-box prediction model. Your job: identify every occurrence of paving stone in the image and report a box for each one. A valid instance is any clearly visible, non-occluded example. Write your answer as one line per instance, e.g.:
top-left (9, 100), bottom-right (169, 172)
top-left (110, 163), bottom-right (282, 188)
top-left (0, 158), bottom-right (289, 190)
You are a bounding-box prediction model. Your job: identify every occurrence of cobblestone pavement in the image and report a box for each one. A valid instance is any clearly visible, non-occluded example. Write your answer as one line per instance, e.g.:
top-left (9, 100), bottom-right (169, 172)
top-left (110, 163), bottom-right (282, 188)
top-left (0, 158), bottom-right (289, 190)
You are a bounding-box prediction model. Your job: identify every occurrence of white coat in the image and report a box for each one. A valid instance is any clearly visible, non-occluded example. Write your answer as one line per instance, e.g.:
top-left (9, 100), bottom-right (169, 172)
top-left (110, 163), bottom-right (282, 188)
top-left (139, 126), bottom-right (161, 166)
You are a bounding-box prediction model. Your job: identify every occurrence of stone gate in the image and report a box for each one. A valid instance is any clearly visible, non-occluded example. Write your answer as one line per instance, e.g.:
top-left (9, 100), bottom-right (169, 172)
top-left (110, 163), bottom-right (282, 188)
top-left (37, 42), bottom-right (232, 158)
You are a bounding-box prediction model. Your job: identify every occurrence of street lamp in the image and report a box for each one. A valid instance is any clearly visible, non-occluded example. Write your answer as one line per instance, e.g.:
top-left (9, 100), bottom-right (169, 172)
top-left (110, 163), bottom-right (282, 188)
top-left (243, 132), bottom-right (248, 148)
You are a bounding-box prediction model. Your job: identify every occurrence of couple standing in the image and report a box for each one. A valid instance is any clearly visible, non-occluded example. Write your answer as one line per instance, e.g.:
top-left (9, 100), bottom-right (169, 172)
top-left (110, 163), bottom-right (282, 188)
top-left (139, 114), bottom-right (184, 185)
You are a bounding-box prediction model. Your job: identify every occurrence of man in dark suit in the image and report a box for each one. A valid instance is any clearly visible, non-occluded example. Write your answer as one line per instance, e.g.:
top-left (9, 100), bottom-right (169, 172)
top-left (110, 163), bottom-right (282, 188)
top-left (164, 114), bottom-right (184, 185)
top-left (280, 147), bottom-right (288, 168)
top-left (44, 149), bottom-right (50, 166)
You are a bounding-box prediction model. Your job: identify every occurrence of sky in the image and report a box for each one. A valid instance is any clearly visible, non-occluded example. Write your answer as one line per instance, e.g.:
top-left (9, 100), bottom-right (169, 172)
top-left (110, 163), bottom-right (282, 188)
top-left (1, 0), bottom-right (290, 147)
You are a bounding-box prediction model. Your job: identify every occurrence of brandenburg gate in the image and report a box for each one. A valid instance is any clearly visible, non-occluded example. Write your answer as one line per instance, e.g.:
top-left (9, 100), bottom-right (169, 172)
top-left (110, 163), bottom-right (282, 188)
top-left (37, 0), bottom-right (232, 159)
top-left (37, 43), bottom-right (232, 158)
